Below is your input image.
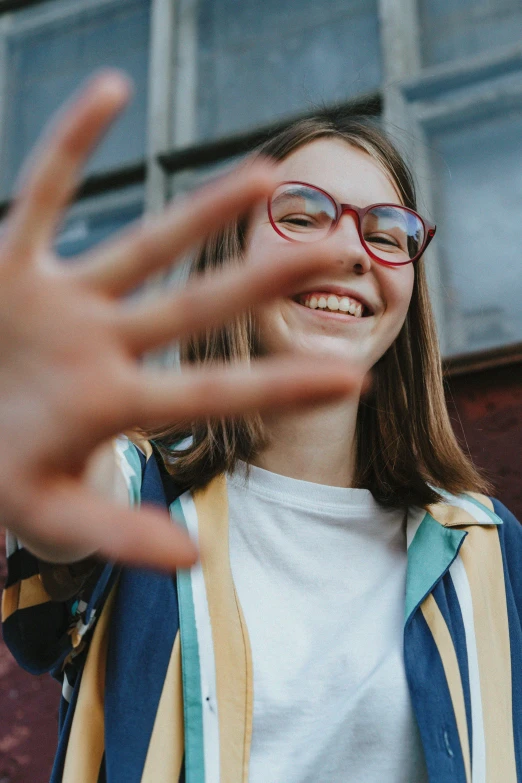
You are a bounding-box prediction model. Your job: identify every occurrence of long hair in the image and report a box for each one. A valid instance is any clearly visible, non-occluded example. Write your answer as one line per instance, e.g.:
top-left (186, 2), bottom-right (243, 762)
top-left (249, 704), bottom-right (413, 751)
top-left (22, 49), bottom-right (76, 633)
top-left (146, 113), bottom-right (489, 508)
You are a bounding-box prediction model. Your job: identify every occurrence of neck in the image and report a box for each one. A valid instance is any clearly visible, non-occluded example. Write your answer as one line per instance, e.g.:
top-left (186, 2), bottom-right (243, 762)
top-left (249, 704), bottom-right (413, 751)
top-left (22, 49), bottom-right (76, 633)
top-left (253, 393), bottom-right (360, 488)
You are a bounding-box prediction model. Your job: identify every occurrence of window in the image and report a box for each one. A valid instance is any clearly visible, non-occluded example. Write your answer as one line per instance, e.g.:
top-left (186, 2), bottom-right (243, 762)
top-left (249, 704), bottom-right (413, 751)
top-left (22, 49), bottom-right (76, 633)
top-left (190, 0), bottom-right (382, 141)
top-left (419, 0), bottom-right (522, 67)
top-left (56, 185), bottom-right (144, 259)
top-left (5, 0), bottom-right (518, 364)
top-left (430, 108), bottom-right (522, 354)
top-left (1, 0), bottom-right (150, 198)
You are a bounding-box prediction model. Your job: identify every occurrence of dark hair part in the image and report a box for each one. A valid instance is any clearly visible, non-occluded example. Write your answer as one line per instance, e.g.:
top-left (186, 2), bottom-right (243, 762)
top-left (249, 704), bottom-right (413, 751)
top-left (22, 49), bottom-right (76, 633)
top-left (146, 112), bottom-right (490, 508)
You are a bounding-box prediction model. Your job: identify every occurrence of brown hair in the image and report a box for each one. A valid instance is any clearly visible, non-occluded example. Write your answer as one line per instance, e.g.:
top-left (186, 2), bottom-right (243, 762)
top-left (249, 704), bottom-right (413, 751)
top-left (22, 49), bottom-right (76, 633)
top-left (147, 112), bottom-right (489, 508)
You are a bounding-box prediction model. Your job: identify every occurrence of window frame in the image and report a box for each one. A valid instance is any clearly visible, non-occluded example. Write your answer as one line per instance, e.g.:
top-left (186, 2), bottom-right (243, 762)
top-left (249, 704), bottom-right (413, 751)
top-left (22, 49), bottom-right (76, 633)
top-left (2, 0), bottom-right (521, 371)
top-left (0, 0), bottom-right (151, 213)
top-left (400, 39), bottom-right (522, 362)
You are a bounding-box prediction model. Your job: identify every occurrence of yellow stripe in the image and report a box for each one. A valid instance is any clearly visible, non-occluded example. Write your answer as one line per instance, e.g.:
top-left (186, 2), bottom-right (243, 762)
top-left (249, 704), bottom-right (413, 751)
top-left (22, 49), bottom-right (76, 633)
top-left (421, 594), bottom-right (471, 783)
top-left (236, 592), bottom-right (254, 779)
top-left (62, 582), bottom-right (118, 783)
top-left (428, 503), bottom-right (479, 528)
top-left (1, 582), bottom-right (20, 621)
top-left (1, 574), bottom-right (51, 621)
top-left (127, 432), bottom-right (153, 459)
top-left (194, 475), bottom-right (253, 783)
top-left (460, 526), bottom-right (517, 782)
top-left (141, 632), bottom-right (184, 783)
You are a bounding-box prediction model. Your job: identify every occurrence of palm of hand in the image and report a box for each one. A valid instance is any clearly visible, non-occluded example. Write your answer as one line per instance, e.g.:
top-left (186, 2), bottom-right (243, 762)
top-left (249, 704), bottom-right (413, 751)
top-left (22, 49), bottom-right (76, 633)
top-left (0, 72), bottom-right (357, 570)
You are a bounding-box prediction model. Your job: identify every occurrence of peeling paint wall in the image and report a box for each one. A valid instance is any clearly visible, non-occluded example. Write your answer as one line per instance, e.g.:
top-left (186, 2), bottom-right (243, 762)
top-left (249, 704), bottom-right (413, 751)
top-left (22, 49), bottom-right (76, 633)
top-left (446, 364), bottom-right (522, 518)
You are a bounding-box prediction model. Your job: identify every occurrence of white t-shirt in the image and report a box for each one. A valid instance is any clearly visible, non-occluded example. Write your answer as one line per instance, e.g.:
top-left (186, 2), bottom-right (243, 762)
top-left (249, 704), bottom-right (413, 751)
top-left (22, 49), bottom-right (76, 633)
top-left (227, 462), bottom-right (429, 783)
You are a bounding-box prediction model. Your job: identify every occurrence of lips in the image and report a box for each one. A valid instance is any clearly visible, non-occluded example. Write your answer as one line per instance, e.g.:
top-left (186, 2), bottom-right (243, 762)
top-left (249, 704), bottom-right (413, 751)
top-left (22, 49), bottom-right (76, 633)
top-left (292, 286), bottom-right (374, 317)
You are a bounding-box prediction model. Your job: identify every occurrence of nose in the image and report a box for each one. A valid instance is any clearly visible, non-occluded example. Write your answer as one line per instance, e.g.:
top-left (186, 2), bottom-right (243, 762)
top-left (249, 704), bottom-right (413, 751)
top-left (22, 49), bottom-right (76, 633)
top-left (330, 210), bottom-right (372, 275)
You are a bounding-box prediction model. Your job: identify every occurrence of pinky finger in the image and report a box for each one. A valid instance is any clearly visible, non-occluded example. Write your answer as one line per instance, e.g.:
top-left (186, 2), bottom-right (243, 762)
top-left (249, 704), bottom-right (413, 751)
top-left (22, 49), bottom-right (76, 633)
top-left (128, 356), bottom-right (363, 427)
top-left (33, 482), bottom-right (198, 572)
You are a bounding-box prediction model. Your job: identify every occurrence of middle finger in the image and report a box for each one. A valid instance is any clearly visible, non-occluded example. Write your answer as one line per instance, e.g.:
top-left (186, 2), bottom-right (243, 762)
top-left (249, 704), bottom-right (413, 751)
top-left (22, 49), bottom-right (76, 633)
top-left (116, 242), bottom-right (339, 354)
top-left (73, 162), bottom-right (277, 296)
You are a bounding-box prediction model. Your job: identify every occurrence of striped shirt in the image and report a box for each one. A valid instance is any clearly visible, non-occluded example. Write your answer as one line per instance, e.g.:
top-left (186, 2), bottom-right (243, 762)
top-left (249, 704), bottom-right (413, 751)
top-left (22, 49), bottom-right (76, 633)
top-left (2, 435), bottom-right (522, 783)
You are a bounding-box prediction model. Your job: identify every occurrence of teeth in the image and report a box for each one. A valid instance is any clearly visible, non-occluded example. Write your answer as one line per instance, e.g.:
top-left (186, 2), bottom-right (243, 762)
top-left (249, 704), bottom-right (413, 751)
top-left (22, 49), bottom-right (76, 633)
top-left (301, 293), bottom-right (365, 317)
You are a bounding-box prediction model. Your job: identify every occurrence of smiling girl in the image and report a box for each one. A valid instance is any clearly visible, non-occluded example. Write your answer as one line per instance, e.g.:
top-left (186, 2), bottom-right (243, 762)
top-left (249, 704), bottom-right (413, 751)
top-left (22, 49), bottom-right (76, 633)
top-left (2, 76), bottom-right (522, 783)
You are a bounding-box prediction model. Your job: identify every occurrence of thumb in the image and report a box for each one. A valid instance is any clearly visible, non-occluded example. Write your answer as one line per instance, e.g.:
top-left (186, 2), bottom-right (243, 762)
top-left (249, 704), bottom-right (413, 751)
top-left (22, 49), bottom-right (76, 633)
top-left (31, 481), bottom-right (198, 572)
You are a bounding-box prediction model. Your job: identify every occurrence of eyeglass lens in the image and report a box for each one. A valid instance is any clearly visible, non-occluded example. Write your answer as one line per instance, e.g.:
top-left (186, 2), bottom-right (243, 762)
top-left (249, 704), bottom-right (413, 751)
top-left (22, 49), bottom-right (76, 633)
top-left (270, 184), bottom-right (426, 263)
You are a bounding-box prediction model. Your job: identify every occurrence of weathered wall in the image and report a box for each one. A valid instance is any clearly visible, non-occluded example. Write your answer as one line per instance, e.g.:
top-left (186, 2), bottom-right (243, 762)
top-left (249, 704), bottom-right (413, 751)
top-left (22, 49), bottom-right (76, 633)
top-left (0, 537), bottom-right (59, 783)
top-left (446, 363), bottom-right (522, 519)
top-left (0, 362), bottom-right (521, 782)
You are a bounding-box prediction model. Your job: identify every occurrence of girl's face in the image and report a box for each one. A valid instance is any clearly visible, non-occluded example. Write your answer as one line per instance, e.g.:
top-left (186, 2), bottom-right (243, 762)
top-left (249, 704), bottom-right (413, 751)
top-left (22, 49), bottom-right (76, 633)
top-left (245, 138), bottom-right (415, 374)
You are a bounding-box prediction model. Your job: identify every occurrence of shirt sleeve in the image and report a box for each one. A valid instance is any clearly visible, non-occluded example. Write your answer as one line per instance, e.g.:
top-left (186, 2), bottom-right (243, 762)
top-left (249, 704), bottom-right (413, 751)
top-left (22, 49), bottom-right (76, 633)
top-left (1, 435), bottom-right (147, 675)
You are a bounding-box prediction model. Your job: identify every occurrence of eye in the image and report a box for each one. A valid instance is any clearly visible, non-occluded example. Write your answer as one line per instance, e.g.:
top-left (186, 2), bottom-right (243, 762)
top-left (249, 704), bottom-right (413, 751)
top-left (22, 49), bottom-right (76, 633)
top-left (366, 233), bottom-right (401, 249)
top-left (279, 214), bottom-right (318, 229)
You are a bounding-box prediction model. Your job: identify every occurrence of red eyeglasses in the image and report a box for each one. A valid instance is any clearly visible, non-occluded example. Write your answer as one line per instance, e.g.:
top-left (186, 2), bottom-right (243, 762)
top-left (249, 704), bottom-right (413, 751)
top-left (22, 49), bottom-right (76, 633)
top-left (268, 181), bottom-right (436, 266)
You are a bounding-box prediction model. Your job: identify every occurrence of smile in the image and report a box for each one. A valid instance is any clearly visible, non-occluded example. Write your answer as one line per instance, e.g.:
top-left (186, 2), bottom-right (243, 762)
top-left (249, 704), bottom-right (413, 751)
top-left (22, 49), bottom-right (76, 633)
top-left (294, 292), bottom-right (370, 318)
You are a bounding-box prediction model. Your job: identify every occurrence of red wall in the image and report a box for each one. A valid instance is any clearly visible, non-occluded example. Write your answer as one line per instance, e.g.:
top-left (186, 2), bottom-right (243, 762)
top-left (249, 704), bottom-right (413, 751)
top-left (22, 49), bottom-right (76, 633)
top-left (446, 363), bottom-right (522, 519)
top-left (0, 537), bottom-right (59, 783)
top-left (1, 362), bottom-right (521, 782)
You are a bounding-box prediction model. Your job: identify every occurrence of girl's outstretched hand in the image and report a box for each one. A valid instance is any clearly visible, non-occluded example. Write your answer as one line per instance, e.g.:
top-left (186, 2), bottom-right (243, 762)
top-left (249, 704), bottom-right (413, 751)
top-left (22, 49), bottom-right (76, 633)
top-left (0, 71), bottom-right (359, 571)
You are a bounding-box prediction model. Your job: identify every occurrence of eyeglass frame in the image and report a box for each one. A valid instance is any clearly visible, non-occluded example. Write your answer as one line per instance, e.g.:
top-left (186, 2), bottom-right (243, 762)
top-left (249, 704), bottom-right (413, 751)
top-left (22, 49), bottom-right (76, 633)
top-left (267, 181), bottom-right (437, 267)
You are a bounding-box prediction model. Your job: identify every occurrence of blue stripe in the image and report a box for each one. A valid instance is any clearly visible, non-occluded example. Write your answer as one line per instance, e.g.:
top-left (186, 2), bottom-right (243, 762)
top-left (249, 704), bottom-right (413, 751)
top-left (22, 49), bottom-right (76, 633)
top-left (493, 498), bottom-right (522, 780)
top-left (404, 609), bottom-right (468, 783)
top-left (2, 602), bottom-right (73, 675)
top-left (49, 666), bottom-right (83, 783)
top-left (104, 452), bottom-right (180, 783)
top-left (432, 575), bottom-right (473, 765)
top-left (82, 562), bottom-right (117, 632)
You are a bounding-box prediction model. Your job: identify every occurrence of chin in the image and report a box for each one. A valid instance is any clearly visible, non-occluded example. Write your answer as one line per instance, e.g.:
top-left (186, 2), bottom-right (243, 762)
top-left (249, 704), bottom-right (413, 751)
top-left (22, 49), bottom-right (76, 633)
top-left (288, 334), bottom-right (372, 364)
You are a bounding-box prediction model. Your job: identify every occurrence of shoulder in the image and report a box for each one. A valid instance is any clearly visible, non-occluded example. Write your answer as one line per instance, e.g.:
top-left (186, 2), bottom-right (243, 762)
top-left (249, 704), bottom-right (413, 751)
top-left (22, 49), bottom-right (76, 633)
top-left (427, 490), bottom-right (521, 557)
top-left (490, 497), bottom-right (521, 527)
top-left (490, 497), bottom-right (522, 551)
top-left (447, 491), bottom-right (522, 545)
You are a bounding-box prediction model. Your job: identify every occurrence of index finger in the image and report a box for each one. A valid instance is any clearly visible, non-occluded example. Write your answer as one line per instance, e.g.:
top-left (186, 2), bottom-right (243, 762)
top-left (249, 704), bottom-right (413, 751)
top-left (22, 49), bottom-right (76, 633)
top-left (4, 71), bottom-right (131, 262)
top-left (72, 160), bottom-right (278, 296)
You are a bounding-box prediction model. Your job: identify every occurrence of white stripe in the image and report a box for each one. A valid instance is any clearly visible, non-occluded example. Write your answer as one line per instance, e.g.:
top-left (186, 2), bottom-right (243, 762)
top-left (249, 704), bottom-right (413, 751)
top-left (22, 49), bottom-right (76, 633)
top-left (114, 435), bottom-right (141, 507)
top-left (5, 531), bottom-right (22, 558)
top-left (74, 608), bottom-right (97, 641)
top-left (439, 491), bottom-right (492, 525)
top-left (62, 671), bottom-right (74, 703)
top-left (449, 555), bottom-right (486, 783)
top-left (170, 435), bottom-right (193, 452)
top-left (180, 491), bottom-right (220, 783)
top-left (406, 507), bottom-right (426, 549)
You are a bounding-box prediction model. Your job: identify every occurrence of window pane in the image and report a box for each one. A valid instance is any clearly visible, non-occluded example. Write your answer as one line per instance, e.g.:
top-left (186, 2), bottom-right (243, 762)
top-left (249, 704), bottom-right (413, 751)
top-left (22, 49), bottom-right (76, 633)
top-left (431, 110), bottom-right (522, 355)
top-left (420, 0), bottom-right (522, 66)
top-left (56, 185), bottom-right (143, 260)
top-left (2, 0), bottom-right (151, 198)
top-left (190, 0), bottom-right (381, 141)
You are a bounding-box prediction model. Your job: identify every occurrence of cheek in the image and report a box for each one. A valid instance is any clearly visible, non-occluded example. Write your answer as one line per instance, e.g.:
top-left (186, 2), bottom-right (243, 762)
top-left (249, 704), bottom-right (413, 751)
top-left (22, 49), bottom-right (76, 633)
top-left (243, 219), bottom-right (275, 269)
top-left (384, 266), bottom-right (415, 325)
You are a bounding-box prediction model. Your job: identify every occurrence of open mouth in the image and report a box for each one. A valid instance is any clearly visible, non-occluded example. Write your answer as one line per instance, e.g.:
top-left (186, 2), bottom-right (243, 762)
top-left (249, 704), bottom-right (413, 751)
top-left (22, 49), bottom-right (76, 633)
top-left (292, 292), bottom-right (371, 318)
